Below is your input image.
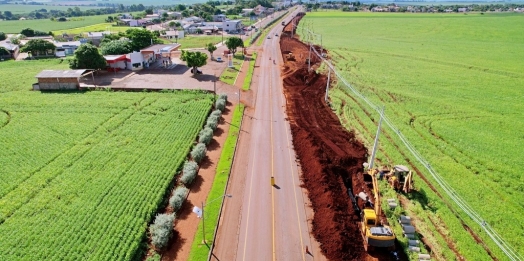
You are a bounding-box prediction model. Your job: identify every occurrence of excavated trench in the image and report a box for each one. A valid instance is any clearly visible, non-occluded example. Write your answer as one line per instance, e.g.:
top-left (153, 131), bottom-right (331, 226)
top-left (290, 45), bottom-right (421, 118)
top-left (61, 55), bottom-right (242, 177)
top-left (279, 14), bottom-right (402, 261)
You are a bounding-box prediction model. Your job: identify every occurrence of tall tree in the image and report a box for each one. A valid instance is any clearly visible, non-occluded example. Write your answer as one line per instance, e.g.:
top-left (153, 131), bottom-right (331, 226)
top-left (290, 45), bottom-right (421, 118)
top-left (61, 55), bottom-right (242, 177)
top-left (126, 28), bottom-right (160, 51)
top-left (206, 43), bottom-right (217, 60)
top-left (100, 40), bottom-right (132, 55)
top-left (69, 43), bottom-right (107, 70)
top-left (180, 51), bottom-right (208, 75)
top-left (0, 32), bottom-right (6, 41)
top-left (20, 39), bottom-right (56, 56)
top-left (225, 37), bottom-right (243, 55)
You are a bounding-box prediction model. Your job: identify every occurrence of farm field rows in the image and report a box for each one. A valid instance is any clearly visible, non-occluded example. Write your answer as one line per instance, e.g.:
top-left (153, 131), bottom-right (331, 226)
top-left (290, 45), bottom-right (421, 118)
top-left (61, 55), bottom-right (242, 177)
top-left (301, 12), bottom-right (524, 260)
top-left (0, 60), bottom-right (214, 260)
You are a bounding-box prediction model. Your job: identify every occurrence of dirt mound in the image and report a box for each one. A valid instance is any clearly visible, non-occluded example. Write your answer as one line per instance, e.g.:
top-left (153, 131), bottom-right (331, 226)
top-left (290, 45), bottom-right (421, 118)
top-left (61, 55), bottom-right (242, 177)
top-left (280, 28), bottom-right (372, 260)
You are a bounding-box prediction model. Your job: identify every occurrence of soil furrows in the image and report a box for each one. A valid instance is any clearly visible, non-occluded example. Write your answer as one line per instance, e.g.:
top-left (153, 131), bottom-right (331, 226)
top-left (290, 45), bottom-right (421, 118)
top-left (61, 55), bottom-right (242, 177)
top-left (280, 32), bottom-right (371, 260)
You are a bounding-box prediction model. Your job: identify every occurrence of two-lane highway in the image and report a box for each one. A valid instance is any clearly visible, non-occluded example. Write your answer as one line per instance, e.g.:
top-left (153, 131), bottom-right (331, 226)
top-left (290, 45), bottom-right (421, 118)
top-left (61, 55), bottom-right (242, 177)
top-left (212, 7), bottom-right (325, 261)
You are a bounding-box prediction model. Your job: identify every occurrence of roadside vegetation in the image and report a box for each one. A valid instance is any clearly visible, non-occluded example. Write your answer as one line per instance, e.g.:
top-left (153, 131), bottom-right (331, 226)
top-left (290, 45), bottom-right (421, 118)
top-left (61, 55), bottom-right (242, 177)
top-left (242, 52), bottom-right (257, 90)
top-left (188, 103), bottom-right (245, 261)
top-left (305, 11), bottom-right (524, 260)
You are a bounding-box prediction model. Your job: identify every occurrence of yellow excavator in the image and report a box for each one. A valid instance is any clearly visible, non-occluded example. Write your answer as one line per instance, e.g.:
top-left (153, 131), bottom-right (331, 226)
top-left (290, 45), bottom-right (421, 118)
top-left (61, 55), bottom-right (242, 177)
top-left (386, 165), bottom-right (414, 193)
top-left (357, 107), bottom-right (396, 251)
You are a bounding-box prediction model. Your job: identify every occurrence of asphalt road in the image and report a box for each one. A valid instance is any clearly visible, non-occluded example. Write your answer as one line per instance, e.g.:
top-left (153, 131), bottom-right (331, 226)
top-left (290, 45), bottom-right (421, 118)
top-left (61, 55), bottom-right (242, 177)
top-left (212, 7), bottom-right (325, 261)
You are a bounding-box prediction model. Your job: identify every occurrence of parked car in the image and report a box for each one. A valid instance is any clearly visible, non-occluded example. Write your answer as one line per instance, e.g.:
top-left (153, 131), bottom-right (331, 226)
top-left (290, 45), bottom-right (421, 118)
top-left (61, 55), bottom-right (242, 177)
top-left (216, 57), bottom-right (223, 62)
top-left (267, 35), bottom-right (271, 39)
top-left (190, 68), bottom-right (203, 74)
top-left (275, 33), bottom-right (279, 37)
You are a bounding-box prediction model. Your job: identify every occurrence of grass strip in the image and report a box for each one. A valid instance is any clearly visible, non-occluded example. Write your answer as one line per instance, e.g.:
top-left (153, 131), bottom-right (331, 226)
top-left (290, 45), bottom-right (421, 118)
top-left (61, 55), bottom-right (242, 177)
top-left (51, 23), bottom-right (129, 35)
top-left (187, 104), bottom-right (245, 261)
top-left (242, 52), bottom-right (257, 90)
top-left (219, 54), bottom-right (244, 85)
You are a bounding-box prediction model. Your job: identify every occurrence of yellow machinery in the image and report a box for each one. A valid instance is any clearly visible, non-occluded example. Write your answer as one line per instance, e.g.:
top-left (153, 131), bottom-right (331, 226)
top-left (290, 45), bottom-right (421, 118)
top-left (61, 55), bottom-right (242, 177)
top-left (386, 165), bottom-right (414, 193)
top-left (358, 106), bottom-right (396, 251)
top-left (359, 169), bottom-right (396, 251)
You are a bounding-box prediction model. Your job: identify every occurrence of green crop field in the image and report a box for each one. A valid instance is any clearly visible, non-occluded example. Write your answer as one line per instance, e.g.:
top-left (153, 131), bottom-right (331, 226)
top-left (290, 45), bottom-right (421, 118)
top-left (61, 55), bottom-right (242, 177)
top-left (0, 4), bottom-right (98, 14)
top-left (301, 12), bottom-right (524, 261)
top-left (0, 14), bottom-right (107, 33)
top-left (0, 60), bottom-right (214, 260)
top-left (51, 23), bottom-right (131, 35)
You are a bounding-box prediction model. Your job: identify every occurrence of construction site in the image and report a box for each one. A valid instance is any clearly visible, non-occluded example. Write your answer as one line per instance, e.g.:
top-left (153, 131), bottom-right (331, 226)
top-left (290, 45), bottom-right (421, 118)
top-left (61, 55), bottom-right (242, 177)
top-left (279, 13), bottom-right (407, 261)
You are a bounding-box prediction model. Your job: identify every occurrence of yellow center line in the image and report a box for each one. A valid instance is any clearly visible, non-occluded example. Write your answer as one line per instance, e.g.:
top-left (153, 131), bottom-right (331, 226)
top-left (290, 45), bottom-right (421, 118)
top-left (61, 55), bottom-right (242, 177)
top-left (242, 125), bottom-right (258, 260)
top-left (270, 70), bottom-right (276, 261)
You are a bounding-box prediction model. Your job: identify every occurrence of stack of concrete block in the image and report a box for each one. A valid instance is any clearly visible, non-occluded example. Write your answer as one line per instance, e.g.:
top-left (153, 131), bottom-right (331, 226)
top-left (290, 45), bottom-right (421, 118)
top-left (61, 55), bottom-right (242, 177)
top-left (399, 215), bottom-right (416, 239)
top-left (387, 198), bottom-right (398, 209)
top-left (418, 253), bottom-right (431, 260)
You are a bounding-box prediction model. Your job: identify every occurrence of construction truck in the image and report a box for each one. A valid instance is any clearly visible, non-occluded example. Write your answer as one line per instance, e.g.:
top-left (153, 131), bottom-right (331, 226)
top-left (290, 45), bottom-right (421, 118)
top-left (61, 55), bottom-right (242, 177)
top-left (358, 169), bottom-right (396, 251)
top-left (385, 165), bottom-right (414, 193)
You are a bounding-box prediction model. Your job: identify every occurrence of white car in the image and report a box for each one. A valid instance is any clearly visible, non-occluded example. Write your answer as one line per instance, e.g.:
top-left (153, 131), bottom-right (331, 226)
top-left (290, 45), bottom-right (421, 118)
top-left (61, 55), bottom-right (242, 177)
top-left (216, 57), bottom-right (223, 62)
top-left (267, 35), bottom-right (271, 39)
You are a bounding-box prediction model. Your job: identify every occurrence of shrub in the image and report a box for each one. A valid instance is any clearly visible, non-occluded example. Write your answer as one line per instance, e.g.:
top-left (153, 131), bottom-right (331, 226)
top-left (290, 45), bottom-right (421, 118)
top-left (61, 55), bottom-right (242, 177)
top-left (169, 186), bottom-right (189, 212)
top-left (215, 98), bottom-right (226, 112)
top-left (198, 127), bottom-right (214, 145)
top-left (149, 213), bottom-right (176, 250)
top-left (190, 143), bottom-right (207, 163)
top-left (206, 114), bottom-right (219, 130)
top-left (218, 93), bottom-right (228, 102)
top-left (211, 109), bottom-right (222, 118)
top-left (181, 161), bottom-right (198, 185)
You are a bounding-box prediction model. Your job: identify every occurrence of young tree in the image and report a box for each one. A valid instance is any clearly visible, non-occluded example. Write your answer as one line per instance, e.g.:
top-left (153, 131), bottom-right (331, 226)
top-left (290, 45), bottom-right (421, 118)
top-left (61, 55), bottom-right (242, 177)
top-left (0, 32), bottom-right (6, 41)
top-left (180, 51), bottom-right (208, 75)
top-left (225, 37), bottom-right (243, 55)
top-left (100, 39), bottom-right (132, 55)
top-left (20, 28), bottom-right (35, 37)
top-left (20, 39), bottom-right (56, 56)
top-left (206, 43), bottom-right (217, 60)
top-left (69, 43), bottom-right (107, 70)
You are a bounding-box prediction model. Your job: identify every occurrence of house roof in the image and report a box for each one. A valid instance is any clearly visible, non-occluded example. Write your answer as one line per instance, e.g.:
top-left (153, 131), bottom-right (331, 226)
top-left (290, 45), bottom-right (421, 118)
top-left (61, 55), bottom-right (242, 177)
top-left (35, 70), bottom-right (87, 78)
top-left (55, 41), bottom-right (82, 48)
top-left (141, 44), bottom-right (181, 52)
top-left (104, 54), bottom-right (127, 63)
top-left (0, 41), bottom-right (19, 51)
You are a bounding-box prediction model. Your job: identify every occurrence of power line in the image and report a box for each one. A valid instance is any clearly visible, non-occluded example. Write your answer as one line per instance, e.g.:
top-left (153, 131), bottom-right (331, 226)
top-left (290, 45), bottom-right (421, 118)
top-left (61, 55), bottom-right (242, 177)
top-left (302, 27), bottom-right (524, 261)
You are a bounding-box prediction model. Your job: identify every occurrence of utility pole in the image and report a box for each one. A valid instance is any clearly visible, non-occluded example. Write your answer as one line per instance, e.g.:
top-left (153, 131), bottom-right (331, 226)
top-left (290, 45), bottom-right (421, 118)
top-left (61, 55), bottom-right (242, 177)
top-left (325, 68), bottom-right (330, 103)
top-left (368, 106), bottom-right (385, 169)
top-left (308, 42), bottom-right (311, 71)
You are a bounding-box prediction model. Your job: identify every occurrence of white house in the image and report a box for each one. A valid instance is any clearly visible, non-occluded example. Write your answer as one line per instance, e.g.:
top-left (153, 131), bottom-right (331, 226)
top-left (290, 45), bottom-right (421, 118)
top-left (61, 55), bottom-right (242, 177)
top-left (223, 20), bottom-right (243, 33)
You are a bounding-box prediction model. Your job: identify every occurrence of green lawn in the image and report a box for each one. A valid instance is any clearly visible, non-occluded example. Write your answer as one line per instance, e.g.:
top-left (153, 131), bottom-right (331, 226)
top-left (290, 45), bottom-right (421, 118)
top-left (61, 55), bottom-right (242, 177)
top-left (242, 52), bottom-right (257, 90)
top-left (219, 54), bottom-right (245, 85)
top-left (304, 11), bottom-right (524, 260)
top-left (0, 14), bottom-right (108, 33)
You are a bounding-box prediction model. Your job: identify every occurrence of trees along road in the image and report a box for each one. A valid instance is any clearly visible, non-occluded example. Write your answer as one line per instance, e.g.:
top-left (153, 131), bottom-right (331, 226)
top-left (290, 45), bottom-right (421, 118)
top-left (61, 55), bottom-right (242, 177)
top-left (211, 7), bottom-right (326, 261)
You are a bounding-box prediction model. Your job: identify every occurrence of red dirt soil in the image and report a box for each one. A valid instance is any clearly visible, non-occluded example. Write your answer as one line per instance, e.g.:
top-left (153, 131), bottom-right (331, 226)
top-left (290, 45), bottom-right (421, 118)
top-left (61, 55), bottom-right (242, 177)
top-left (280, 14), bottom-right (396, 261)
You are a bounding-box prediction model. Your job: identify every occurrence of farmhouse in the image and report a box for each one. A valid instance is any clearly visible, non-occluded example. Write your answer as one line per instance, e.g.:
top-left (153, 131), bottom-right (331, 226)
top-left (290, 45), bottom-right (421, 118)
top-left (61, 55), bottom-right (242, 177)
top-left (33, 70), bottom-right (88, 90)
top-left (0, 41), bottom-right (19, 59)
top-left (104, 54), bottom-right (127, 72)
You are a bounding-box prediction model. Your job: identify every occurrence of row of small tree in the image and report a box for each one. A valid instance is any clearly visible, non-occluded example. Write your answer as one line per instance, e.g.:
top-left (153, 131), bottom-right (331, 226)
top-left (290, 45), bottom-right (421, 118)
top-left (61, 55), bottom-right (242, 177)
top-left (148, 94), bottom-right (228, 251)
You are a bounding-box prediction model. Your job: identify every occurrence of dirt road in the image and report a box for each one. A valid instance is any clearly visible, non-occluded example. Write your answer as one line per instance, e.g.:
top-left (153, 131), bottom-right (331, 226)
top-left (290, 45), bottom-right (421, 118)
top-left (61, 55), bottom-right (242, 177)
top-left (211, 8), bottom-right (326, 261)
